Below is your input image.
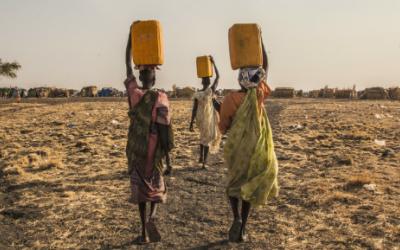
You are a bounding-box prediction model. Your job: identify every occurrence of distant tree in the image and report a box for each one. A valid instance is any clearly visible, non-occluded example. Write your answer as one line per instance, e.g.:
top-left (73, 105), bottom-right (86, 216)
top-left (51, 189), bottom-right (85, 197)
top-left (175, 86), bottom-right (195, 98)
top-left (172, 84), bottom-right (177, 97)
top-left (0, 59), bottom-right (21, 78)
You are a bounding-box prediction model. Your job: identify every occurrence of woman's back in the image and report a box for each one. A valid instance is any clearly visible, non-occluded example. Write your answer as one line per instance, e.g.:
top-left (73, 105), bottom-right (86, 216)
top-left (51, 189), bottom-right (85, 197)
top-left (219, 81), bottom-right (271, 134)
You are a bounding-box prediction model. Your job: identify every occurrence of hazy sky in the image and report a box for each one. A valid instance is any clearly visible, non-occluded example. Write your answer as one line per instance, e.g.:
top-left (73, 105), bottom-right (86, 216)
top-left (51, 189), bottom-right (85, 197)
top-left (1, 0), bottom-right (399, 91)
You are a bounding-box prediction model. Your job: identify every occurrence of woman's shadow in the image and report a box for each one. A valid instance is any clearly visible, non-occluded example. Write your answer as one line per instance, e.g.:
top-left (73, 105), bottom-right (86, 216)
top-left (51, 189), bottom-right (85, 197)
top-left (100, 239), bottom-right (229, 249)
top-left (188, 239), bottom-right (229, 250)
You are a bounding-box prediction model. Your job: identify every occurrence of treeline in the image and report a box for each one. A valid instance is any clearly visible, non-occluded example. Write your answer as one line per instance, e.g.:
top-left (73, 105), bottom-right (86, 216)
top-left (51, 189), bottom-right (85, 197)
top-left (271, 86), bottom-right (400, 100)
top-left (0, 85), bottom-right (199, 99)
top-left (1, 85), bottom-right (399, 100)
top-left (0, 86), bottom-right (124, 98)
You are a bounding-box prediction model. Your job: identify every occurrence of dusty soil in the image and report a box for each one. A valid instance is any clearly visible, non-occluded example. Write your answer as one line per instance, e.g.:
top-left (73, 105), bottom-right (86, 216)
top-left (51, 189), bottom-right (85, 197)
top-left (0, 98), bottom-right (399, 249)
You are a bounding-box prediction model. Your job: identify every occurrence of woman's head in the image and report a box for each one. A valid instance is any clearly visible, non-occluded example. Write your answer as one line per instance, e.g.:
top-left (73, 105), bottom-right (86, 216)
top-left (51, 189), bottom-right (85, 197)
top-left (138, 68), bottom-right (156, 89)
top-left (238, 67), bottom-right (266, 90)
top-left (201, 77), bottom-right (211, 89)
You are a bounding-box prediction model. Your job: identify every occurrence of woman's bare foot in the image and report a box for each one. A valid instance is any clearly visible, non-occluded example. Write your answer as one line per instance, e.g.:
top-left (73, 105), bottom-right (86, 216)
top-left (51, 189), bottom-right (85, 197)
top-left (146, 217), bottom-right (161, 242)
top-left (135, 235), bottom-right (150, 245)
top-left (228, 219), bottom-right (242, 242)
top-left (238, 227), bottom-right (248, 242)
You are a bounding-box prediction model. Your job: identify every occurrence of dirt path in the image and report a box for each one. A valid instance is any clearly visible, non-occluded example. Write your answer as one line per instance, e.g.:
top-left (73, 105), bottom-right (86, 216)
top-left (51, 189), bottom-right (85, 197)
top-left (0, 99), bottom-right (399, 249)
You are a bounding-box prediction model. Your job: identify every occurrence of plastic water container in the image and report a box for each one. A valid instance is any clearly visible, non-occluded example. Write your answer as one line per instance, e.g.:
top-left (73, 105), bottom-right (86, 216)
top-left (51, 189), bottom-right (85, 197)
top-left (229, 23), bottom-right (262, 70)
top-left (196, 56), bottom-right (213, 78)
top-left (131, 20), bottom-right (164, 66)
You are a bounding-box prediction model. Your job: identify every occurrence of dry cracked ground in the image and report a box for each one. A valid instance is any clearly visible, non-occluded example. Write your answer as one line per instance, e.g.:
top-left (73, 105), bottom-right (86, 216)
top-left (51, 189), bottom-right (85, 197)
top-left (0, 98), bottom-right (399, 249)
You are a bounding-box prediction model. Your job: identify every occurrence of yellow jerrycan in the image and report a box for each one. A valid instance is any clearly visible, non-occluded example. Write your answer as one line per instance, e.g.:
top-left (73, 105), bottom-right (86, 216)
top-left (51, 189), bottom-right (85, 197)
top-left (196, 56), bottom-right (213, 78)
top-left (228, 23), bottom-right (262, 70)
top-left (131, 20), bottom-right (164, 66)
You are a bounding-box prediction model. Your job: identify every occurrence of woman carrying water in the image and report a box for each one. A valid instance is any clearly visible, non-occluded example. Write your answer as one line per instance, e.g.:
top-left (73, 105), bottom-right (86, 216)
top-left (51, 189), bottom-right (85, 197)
top-left (219, 31), bottom-right (279, 242)
top-left (124, 21), bottom-right (174, 244)
top-left (189, 56), bottom-right (222, 169)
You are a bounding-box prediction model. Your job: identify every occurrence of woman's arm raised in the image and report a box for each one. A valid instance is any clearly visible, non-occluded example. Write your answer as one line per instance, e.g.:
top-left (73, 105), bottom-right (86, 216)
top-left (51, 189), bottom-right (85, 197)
top-left (210, 56), bottom-right (219, 93)
top-left (261, 38), bottom-right (268, 77)
top-left (124, 28), bottom-right (139, 109)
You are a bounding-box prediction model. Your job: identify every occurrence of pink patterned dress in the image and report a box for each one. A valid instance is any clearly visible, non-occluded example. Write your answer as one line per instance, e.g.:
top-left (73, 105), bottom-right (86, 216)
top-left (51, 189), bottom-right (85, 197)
top-left (127, 84), bottom-right (171, 204)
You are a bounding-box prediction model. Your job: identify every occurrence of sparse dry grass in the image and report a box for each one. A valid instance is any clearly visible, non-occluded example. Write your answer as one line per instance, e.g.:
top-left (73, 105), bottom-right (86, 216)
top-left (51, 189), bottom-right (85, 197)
top-left (322, 191), bottom-right (360, 206)
top-left (0, 98), bottom-right (399, 249)
top-left (345, 174), bottom-right (372, 190)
